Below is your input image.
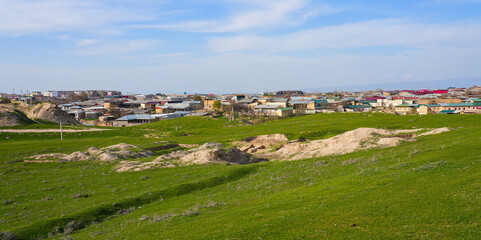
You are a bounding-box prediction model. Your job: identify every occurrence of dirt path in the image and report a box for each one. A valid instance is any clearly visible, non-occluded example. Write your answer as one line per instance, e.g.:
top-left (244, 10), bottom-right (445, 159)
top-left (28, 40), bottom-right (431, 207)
top-left (0, 129), bottom-right (111, 133)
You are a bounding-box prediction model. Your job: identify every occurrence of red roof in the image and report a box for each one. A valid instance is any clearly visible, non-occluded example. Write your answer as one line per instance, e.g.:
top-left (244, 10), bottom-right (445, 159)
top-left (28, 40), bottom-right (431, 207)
top-left (392, 96), bottom-right (418, 100)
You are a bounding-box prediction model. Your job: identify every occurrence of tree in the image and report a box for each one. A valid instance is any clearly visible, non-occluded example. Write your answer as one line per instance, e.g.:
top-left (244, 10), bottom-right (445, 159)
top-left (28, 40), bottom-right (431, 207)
top-left (193, 95), bottom-right (202, 101)
top-left (68, 92), bottom-right (88, 102)
top-left (223, 103), bottom-right (247, 113)
top-left (213, 100), bottom-right (222, 111)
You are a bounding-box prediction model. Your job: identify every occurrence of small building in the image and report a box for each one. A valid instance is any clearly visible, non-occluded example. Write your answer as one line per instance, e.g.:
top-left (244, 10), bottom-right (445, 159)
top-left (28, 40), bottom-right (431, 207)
top-left (253, 105), bottom-right (281, 116)
top-left (439, 110), bottom-right (460, 114)
top-left (294, 109), bottom-right (317, 115)
top-left (440, 103), bottom-right (481, 113)
top-left (417, 104), bottom-right (441, 115)
top-left (84, 111), bottom-right (99, 119)
top-left (290, 101), bottom-right (315, 110)
top-left (67, 110), bottom-right (85, 120)
top-left (345, 105), bottom-right (372, 112)
top-left (394, 104), bottom-right (417, 115)
top-left (276, 107), bottom-right (294, 117)
top-left (156, 104), bottom-right (190, 114)
top-left (99, 115), bottom-right (116, 122)
top-left (140, 101), bottom-right (162, 110)
top-left (203, 99), bottom-right (217, 111)
top-left (113, 114), bottom-right (158, 126)
top-left (418, 98), bottom-right (462, 105)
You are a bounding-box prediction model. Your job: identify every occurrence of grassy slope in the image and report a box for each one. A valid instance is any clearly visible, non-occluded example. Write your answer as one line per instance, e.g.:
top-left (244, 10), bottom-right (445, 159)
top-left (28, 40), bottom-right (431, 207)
top-left (1, 113), bottom-right (481, 239)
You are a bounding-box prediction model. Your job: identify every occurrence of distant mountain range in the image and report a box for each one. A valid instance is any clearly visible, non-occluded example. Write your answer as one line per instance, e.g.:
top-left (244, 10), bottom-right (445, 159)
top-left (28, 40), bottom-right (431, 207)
top-left (304, 77), bottom-right (481, 92)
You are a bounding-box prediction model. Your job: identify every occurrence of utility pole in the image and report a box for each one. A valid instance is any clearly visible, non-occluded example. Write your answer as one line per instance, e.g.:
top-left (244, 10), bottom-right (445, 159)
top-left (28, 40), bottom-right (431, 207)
top-left (60, 122), bottom-right (63, 141)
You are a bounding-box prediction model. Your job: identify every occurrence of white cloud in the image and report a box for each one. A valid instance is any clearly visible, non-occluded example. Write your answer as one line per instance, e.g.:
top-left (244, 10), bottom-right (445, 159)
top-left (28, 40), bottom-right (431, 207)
top-left (137, 0), bottom-right (337, 32)
top-left (208, 19), bottom-right (481, 52)
top-left (75, 40), bottom-right (161, 56)
top-left (0, 0), bottom-right (155, 36)
top-left (57, 35), bottom-right (71, 40)
top-left (77, 39), bottom-right (99, 47)
top-left (152, 52), bottom-right (191, 58)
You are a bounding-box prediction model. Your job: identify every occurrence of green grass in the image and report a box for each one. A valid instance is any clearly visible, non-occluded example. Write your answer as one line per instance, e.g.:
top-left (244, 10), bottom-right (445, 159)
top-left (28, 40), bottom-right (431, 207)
top-left (1, 113), bottom-right (481, 239)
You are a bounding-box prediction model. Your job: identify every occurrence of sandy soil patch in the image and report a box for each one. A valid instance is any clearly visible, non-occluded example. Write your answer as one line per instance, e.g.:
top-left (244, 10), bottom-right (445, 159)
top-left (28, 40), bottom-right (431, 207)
top-left (1, 102), bottom-right (79, 126)
top-left (24, 143), bottom-right (151, 162)
top-left (263, 127), bottom-right (450, 161)
top-left (419, 127), bottom-right (451, 136)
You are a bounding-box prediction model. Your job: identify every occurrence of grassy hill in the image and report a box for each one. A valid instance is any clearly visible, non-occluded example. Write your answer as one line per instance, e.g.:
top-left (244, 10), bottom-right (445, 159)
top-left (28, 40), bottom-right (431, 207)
top-left (1, 113), bottom-right (481, 239)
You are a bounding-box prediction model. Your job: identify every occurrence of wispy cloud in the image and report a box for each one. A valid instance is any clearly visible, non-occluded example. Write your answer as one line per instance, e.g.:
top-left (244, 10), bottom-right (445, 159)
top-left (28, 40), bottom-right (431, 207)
top-left (56, 34), bottom-right (71, 40)
top-left (0, 0), bottom-right (156, 36)
top-left (137, 0), bottom-right (338, 32)
top-left (208, 19), bottom-right (481, 52)
top-left (75, 40), bottom-right (161, 56)
top-left (77, 39), bottom-right (99, 47)
top-left (152, 52), bottom-right (191, 58)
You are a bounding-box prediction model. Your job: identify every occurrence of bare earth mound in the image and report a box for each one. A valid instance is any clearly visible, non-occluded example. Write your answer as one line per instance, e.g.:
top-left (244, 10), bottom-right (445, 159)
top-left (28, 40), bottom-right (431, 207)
top-left (0, 102), bottom-right (78, 126)
top-left (101, 143), bottom-right (139, 151)
top-left (27, 103), bottom-right (78, 124)
top-left (0, 111), bottom-right (27, 126)
top-left (236, 134), bottom-right (289, 154)
top-left (116, 142), bottom-right (265, 172)
top-left (419, 127), bottom-right (451, 136)
top-left (244, 134), bottom-right (288, 146)
top-left (180, 148), bottom-right (251, 165)
top-left (264, 127), bottom-right (450, 161)
top-left (24, 143), bottom-right (151, 162)
top-left (22, 127), bottom-right (451, 172)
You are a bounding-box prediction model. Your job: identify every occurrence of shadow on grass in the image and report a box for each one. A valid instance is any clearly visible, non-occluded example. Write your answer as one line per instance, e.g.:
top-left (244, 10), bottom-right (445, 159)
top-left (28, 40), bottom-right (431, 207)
top-left (11, 166), bottom-right (258, 240)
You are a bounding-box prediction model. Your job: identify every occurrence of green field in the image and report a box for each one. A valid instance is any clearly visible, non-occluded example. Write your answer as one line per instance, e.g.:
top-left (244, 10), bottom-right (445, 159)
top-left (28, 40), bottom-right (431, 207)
top-left (1, 113), bottom-right (481, 239)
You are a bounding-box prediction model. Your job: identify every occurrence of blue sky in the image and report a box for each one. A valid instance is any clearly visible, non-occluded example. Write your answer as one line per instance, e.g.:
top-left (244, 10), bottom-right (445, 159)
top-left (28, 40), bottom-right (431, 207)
top-left (1, 0), bottom-right (481, 94)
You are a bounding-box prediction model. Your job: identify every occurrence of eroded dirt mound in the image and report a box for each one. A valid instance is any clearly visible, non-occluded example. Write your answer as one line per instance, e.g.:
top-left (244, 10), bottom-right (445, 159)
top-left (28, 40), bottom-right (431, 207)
top-left (27, 103), bottom-right (78, 124)
top-left (180, 148), bottom-right (252, 165)
top-left (150, 142), bottom-right (267, 169)
top-left (0, 102), bottom-right (78, 126)
top-left (27, 153), bottom-right (68, 161)
top-left (101, 143), bottom-right (138, 151)
top-left (0, 111), bottom-right (28, 126)
top-left (94, 149), bottom-right (152, 162)
top-left (0, 102), bottom-right (30, 126)
top-left (264, 127), bottom-right (450, 161)
top-left (178, 144), bottom-right (199, 148)
top-left (235, 134), bottom-right (289, 154)
top-left (115, 161), bottom-right (176, 172)
top-left (24, 143), bottom-right (151, 162)
top-left (27, 151), bottom-right (89, 162)
top-left (198, 142), bottom-right (224, 150)
top-left (244, 134), bottom-right (288, 146)
top-left (64, 151), bottom-right (90, 161)
top-left (419, 127), bottom-right (451, 136)
top-left (117, 141), bottom-right (265, 172)
top-left (155, 150), bottom-right (189, 161)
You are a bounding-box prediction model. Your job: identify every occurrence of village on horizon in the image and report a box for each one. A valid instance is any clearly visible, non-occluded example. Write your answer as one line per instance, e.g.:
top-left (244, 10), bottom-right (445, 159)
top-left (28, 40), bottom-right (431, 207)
top-left (2, 85), bottom-right (481, 127)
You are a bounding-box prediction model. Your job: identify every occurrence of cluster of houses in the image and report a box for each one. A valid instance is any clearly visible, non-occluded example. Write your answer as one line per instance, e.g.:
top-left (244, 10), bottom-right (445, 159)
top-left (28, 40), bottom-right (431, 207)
top-left (2, 86), bottom-right (481, 126)
top-left (343, 88), bottom-right (481, 115)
